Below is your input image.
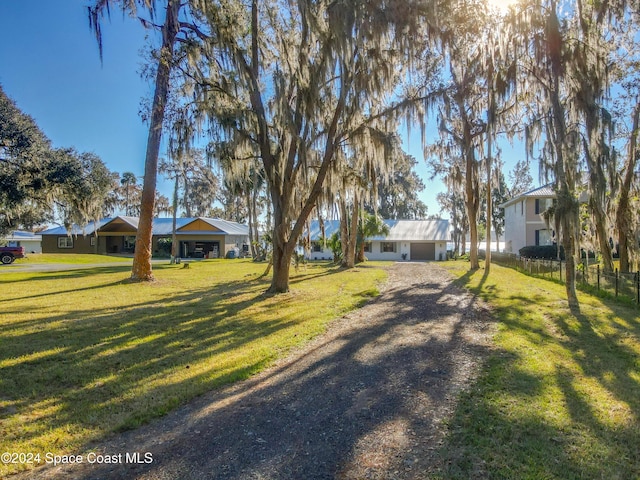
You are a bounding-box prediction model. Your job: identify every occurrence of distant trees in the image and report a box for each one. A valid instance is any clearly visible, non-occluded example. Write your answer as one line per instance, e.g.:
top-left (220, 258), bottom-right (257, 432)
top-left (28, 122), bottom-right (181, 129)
top-left (160, 150), bottom-right (220, 218)
top-left (372, 153), bottom-right (428, 220)
top-left (119, 171), bottom-right (139, 216)
top-left (0, 85), bottom-right (112, 235)
top-left (53, 150), bottom-right (114, 229)
top-left (0, 85), bottom-right (57, 234)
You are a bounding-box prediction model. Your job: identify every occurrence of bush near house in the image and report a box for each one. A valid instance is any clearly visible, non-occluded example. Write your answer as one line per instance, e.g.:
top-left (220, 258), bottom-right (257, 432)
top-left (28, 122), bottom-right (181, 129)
top-left (519, 244), bottom-right (565, 259)
top-left (519, 245), bottom-right (597, 260)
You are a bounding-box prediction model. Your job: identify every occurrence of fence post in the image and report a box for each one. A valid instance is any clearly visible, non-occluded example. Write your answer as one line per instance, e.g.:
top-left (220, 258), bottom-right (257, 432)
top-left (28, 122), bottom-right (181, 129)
top-left (560, 260), bottom-right (563, 282)
top-left (584, 260), bottom-right (588, 285)
top-left (615, 268), bottom-right (619, 297)
top-left (597, 265), bottom-right (600, 291)
top-left (636, 271), bottom-right (639, 305)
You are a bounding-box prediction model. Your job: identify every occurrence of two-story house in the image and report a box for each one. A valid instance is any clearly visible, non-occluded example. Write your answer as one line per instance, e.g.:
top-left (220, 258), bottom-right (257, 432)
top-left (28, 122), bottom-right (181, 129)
top-left (500, 184), bottom-right (555, 254)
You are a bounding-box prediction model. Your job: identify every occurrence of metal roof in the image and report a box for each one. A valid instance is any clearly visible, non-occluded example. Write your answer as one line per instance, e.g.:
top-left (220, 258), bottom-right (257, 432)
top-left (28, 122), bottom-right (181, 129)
top-left (500, 184), bottom-right (555, 208)
top-left (40, 219), bottom-right (110, 236)
top-left (373, 219), bottom-right (451, 241)
top-left (306, 220), bottom-right (341, 241)
top-left (306, 219), bottom-right (450, 242)
top-left (1, 230), bottom-right (43, 242)
top-left (41, 217), bottom-right (249, 236)
top-left (198, 218), bottom-right (250, 236)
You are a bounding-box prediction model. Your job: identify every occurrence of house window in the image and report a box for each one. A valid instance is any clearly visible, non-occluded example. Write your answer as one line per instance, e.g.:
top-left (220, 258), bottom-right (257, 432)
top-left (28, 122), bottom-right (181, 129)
top-left (57, 237), bottom-right (73, 249)
top-left (312, 242), bottom-right (323, 252)
top-left (535, 198), bottom-right (553, 214)
top-left (535, 229), bottom-right (552, 246)
top-left (124, 236), bottom-right (136, 252)
top-left (381, 242), bottom-right (397, 253)
top-left (363, 242), bottom-right (372, 253)
top-left (90, 236), bottom-right (96, 247)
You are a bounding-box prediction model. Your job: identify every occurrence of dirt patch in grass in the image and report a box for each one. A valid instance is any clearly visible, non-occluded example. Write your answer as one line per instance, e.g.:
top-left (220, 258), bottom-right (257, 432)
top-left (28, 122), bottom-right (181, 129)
top-left (21, 262), bottom-right (495, 480)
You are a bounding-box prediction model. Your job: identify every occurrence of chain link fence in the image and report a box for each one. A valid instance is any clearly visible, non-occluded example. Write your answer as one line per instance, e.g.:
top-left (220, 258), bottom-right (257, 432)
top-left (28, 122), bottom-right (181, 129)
top-left (490, 252), bottom-right (640, 306)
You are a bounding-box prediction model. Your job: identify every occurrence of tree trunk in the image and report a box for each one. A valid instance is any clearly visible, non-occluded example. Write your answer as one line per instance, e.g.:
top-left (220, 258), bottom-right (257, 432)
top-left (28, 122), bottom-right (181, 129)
top-left (170, 174), bottom-right (178, 264)
top-left (485, 80), bottom-right (494, 272)
top-left (545, 5), bottom-right (579, 309)
top-left (346, 198), bottom-right (359, 268)
top-left (465, 154), bottom-right (480, 270)
top-left (583, 119), bottom-right (614, 272)
top-left (341, 195), bottom-right (358, 268)
top-left (357, 213), bottom-right (366, 263)
top-left (267, 195), bottom-right (300, 293)
top-left (249, 167), bottom-right (260, 258)
top-left (131, 0), bottom-right (180, 282)
top-left (339, 198), bottom-right (349, 266)
top-left (270, 240), bottom-right (292, 293)
top-left (485, 151), bottom-right (492, 272)
top-left (561, 209), bottom-right (579, 309)
top-left (617, 101), bottom-right (640, 273)
top-left (246, 189), bottom-right (256, 259)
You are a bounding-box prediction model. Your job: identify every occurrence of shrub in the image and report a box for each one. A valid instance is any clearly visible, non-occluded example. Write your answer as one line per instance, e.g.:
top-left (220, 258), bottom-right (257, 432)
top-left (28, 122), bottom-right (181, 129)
top-left (519, 245), bottom-right (596, 260)
top-left (519, 245), bottom-right (565, 260)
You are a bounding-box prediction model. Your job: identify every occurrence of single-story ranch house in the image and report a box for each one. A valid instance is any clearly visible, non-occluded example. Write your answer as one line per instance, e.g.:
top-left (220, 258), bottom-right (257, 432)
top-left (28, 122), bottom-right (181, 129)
top-left (40, 216), bottom-right (249, 258)
top-left (1, 230), bottom-right (43, 254)
top-left (305, 219), bottom-right (451, 261)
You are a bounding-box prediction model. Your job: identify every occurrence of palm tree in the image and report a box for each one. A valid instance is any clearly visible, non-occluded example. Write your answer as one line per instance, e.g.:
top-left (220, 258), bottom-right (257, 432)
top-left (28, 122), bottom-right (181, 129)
top-left (89, 0), bottom-right (183, 281)
top-left (357, 213), bottom-right (390, 263)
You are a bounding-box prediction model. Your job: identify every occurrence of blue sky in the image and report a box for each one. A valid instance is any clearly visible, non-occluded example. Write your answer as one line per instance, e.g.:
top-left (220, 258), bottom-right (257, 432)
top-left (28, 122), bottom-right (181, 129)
top-left (0, 1), bottom-right (156, 190)
top-left (0, 1), bottom-right (528, 220)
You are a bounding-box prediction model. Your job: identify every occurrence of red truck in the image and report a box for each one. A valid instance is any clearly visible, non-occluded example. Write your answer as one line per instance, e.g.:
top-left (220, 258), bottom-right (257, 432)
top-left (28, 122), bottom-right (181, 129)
top-left (0, 246), bottom-right (25, 264)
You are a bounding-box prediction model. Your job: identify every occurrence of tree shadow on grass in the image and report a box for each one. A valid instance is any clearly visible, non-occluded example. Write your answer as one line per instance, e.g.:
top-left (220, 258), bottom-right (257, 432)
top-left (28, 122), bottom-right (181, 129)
top-left (1, 281), bottom-right (298, 421)
top-left (0, 265), bottom-right (135, 285)
top-left (2, 261), bottom-right (394, 477)
top-left (436, 266), bottom-right (640, 479)
top-left (13, 262), bottom-right (495, 480)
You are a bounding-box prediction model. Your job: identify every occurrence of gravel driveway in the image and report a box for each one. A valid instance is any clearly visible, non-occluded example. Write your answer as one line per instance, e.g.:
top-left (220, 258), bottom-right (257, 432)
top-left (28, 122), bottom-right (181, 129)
top-left (24, 262), bottom-right (494, 480)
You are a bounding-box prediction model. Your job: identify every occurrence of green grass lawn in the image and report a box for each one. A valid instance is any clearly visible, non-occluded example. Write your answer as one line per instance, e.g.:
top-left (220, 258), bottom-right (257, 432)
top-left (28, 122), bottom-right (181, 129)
top-left (437, 261), bottom-right (640, 479)
top-left (0, 259), bottom-right (386, 476)
top-left (12, 253), bottom-right (132, 265)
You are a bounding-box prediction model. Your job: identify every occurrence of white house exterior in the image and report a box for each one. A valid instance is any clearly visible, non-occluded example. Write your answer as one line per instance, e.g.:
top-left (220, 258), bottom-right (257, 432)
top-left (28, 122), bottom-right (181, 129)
top-left (305, 219), bottom-right (450, 261)
top-left (1, 230), bottom-right (42, 253)
top-left (500, 185), bottom-right (555, 254)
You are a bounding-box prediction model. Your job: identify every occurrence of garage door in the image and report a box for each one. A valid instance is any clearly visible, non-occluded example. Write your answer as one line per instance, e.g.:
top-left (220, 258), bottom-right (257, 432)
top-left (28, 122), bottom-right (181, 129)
top-left (410, 242), bottom-right (435, 261)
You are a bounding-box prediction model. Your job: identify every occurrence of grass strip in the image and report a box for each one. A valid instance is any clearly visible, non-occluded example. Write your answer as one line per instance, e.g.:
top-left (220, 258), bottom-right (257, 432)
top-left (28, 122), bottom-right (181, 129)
top-left (11, 254), bottom-right (132, 265)
top-left (437, 261), bottom-right (640, 480)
